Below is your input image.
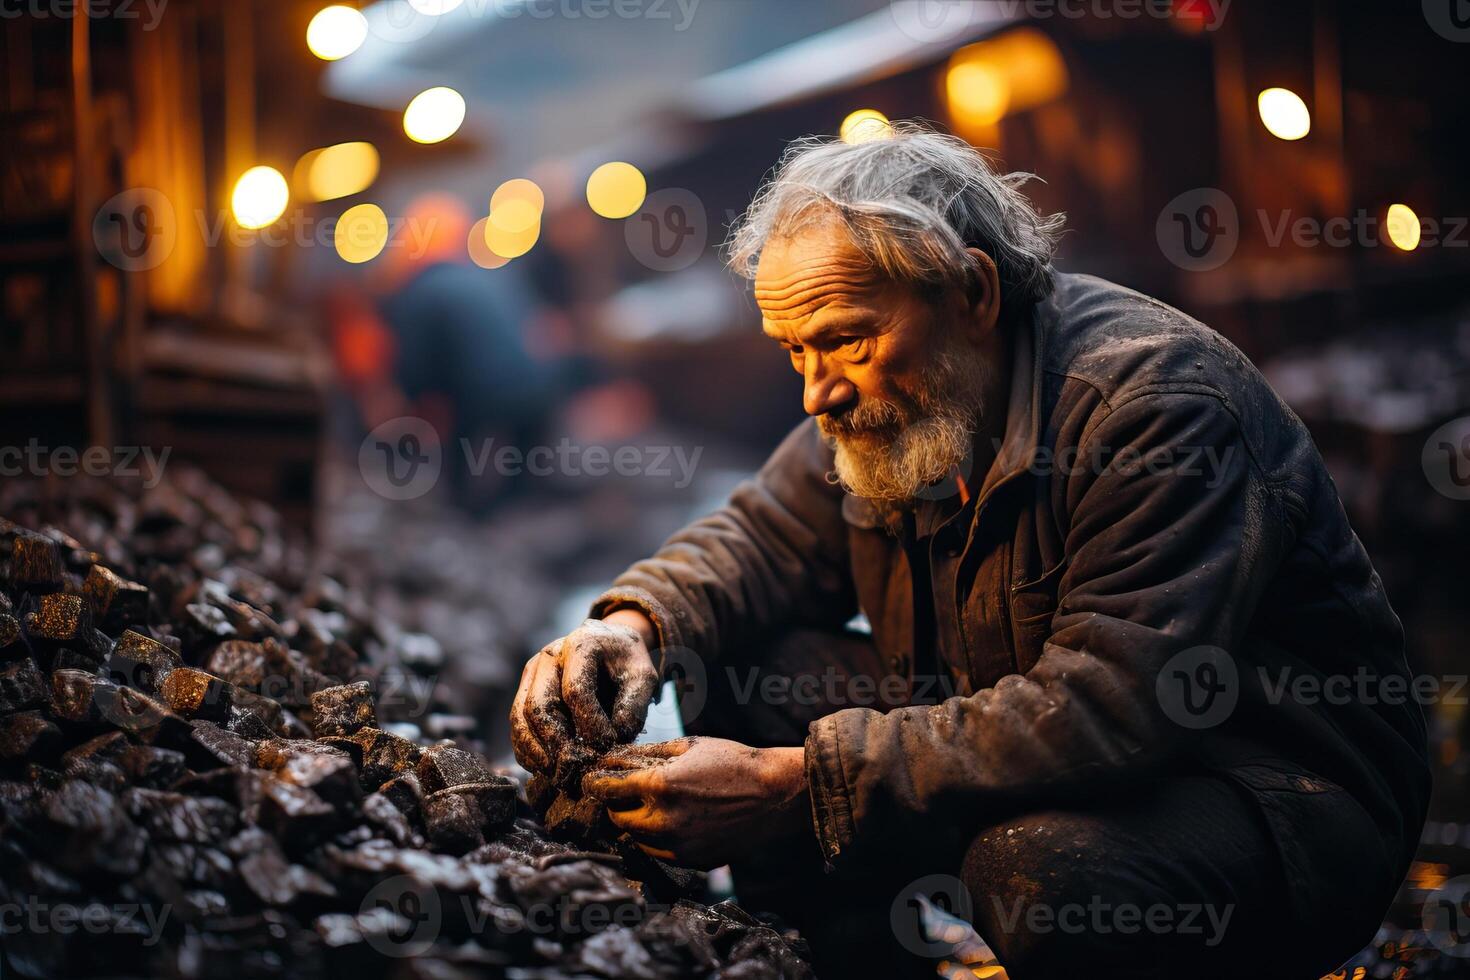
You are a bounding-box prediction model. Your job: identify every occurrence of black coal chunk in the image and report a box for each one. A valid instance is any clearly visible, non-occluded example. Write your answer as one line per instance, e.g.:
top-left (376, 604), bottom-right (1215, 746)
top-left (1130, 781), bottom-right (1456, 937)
top-left (9, 532), bottom-right (64, 593)
top-left (107, 629), bottom-right (182, 692)
top-left (159, 666), bottom-right (233, 722)
top-left (415, 743), bottom-right (494, 793)
top-left (123, 787), bottom-right (239, 844)
top-left (308, 680), bottom-right (377, 737)
top-left (348, 726), bottom-right (422, 790)
top-left (1, 658), bottom-right (49, 714)
top-left (25, 593), bottom-right (106, 659)
top-left (228, 827), bottom-right (338, 905)
top-left (83, 564), bottom-right (150, 630)
top-left (39, 780), bottom-right (147, 877)
top-left (0, 711), bottom-right (63, 762)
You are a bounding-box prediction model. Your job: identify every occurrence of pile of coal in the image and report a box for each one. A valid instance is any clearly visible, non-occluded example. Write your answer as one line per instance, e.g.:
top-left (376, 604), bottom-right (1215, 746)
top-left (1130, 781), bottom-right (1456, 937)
top-left (0, 470), bottom-right (813, 979)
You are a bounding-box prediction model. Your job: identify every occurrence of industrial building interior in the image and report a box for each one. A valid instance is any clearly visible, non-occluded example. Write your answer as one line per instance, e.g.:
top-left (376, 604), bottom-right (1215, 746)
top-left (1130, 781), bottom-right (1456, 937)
top-left (1, 1), bottom-right (1467, 976)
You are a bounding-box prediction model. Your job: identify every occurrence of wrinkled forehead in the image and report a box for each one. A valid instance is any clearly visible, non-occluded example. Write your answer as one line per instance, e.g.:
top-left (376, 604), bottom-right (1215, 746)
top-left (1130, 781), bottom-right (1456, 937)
top-left (753, 221), bottom-right (888, 323)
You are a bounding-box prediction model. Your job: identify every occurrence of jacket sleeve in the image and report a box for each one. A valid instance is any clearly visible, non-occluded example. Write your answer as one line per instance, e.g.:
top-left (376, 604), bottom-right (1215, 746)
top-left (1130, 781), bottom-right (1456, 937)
top-left (805, 390), bottom-right (1287, 867)
top-left (589, 419), bottom-right (857, 672)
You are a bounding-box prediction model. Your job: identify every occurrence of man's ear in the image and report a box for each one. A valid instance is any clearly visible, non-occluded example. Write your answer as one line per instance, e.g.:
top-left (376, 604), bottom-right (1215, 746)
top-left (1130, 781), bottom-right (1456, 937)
top-left (964, 246), bottom-right (1002, 338)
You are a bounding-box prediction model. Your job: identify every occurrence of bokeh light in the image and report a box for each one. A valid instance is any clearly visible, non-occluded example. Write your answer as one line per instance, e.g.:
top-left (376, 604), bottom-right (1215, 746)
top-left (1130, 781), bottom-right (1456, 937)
top-left (484, 198), bottom-right (541, 258)
top-left (585, 162), bottom-right (646, 219)
top-left (840, 109), bottom-right (893, 144)
top-left (306, 6), bottom-right (368, 61)
top-left (1257, 88), bottom-right (1311, 141)
top-left (230, 166), bottom-right (289, 230)
top-left (491, 178), bottom-right (546, 216)
top-left (468, 216), bottom-right (511, 268)
top-left (403, 87), bottom-right (466, 144)
top-left (335, 203), bottom-right (390, 263)
top-left (1386, 204), bottom-right (1422, 251)
top-left (294, 142), bottom-right (380, 202)
top-left (947, 60), bottom-right (1011, 127)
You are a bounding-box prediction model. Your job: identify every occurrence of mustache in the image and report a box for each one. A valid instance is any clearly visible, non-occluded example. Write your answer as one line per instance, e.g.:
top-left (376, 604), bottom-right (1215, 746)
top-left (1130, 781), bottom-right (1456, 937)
top-left (818, 396), bottom-right (908, 438)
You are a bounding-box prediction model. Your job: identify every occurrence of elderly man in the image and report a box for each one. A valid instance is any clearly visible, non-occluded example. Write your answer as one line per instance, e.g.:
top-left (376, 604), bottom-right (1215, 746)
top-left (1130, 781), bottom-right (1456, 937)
top-left (510, 124), bottom-right (1429, 978)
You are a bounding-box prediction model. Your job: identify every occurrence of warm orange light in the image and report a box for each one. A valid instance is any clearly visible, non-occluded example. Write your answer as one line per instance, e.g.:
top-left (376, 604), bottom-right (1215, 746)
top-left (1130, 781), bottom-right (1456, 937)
top-left (334, 203), bottom-right (389, 263)
top-left (1257, 88), bottom-right (1311, 141)
top-left (491, 178), bottom-right (545, 216)
top-left (231, 166), bottom-right (289, 229)
top-left (585, 162), bottom-right (646, 219)
top-left (294, 142), bottom-right (380, 202)
top-left (468, 216), bottom-right (511, 268)
top-left (945, 28), bottom-right (1067, 130)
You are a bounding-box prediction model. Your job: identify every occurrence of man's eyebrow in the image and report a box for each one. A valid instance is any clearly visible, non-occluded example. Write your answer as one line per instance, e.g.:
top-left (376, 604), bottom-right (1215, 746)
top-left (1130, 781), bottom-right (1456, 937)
top-left (761, 311), bottom-right (875, 345)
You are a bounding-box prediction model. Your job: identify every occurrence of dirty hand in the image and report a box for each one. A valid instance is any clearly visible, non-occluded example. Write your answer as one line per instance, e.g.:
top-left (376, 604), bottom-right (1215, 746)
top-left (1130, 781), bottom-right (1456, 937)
top-left (582, 737), bottom-right (811, 869)
top-left (510, 611), bottom-right (661, 777)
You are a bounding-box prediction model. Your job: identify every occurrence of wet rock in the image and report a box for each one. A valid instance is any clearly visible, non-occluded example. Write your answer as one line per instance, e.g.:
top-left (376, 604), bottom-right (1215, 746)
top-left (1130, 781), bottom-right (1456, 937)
top-left (308, 681), bottom-right (377, 738)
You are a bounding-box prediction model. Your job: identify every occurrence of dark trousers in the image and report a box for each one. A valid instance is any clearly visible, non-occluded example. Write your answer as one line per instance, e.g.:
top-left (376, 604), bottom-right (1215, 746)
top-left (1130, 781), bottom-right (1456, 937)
top-left (683, 628), bottom-right (1348, 980)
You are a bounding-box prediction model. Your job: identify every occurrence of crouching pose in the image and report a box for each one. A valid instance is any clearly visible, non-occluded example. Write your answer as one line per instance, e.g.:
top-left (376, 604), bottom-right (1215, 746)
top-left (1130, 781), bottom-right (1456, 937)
top-left (511, 123), bottom-right (1429, 979)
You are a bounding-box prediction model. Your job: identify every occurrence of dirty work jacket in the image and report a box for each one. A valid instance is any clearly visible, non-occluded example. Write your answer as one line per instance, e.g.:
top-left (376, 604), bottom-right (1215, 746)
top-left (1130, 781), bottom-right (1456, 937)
top-left (591, 273), bottom-right (1429, 913)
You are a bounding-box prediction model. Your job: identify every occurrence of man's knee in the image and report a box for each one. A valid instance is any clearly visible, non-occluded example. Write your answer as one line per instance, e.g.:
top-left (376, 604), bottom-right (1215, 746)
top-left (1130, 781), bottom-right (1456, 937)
top-left (959, 808), bottom-right (1251, 979)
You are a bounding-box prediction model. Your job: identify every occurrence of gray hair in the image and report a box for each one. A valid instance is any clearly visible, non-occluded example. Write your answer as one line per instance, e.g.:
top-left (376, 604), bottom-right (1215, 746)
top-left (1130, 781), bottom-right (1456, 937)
top-left (726, 121), bottom-right (1065, 311)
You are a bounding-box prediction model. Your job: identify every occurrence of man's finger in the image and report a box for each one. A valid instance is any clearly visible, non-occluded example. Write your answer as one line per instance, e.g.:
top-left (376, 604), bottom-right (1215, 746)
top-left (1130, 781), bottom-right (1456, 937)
top-left (582, 766), bottom-right (659, 805)
top-left (603, 738), bottom-right (691, 761)
top-left (561, 638), bottom-right (616, 749)
top-left (524, 654), bottom-right (574, 758)
top-left (508, 692), bottom-right (550, 773)
top-left (609, 663), bottom-right (660, 742)
top-left (604, 803), bottom-right (675, 838)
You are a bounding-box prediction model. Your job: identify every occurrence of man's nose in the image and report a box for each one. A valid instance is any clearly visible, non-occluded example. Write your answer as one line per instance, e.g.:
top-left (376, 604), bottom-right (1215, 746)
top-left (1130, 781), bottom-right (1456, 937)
top-left (802, 352), bottom-right (856, 417)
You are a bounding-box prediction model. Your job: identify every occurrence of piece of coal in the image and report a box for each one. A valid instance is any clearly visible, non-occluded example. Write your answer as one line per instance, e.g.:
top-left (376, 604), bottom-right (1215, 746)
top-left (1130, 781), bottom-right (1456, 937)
top-left (82, 564), bottom-right (150, 630)
top-left (24, 594), bottom-right (105, 658)
top-left (0, 711), bottom-right (63, 762)
top-left (0, 612), bottom-right (21, 653)
top-left (9, 533), bottom-right (64, 593)
top-left (120, 745), bottom-right (188, 788)
top-left (348, 727), bottom-right (422, 790)
top-left (204, 639), bottom-right (272, 690)
top-left (544, 791), bottom-right (611, 841)
top-left (123, 787), bottom-right (239, 844)
top-left (50, 648), bottom-right (103, 674)
top-left (416, 743), bottom-right (494, 793)
top-left (421, 787), bottom-right (488, 855)
top-left (107, 629), bottom-right (181, 692)
top-left (228, 827), bottom-right (338, 905)
top-left (104, 685), bottom-right (191, 742)
top-left (271, 745), bottom-right (361, 810)
top-left (308, 681), bottom-right (377, 738)
top-left (231, 687), bottom-right (285, 733)
top-left (60, 731), bottom-right (131, 768)
top-left (40, 780), bottom-right (147, 877)
top-left (180, 602), bottom-right (236, 653)
top-left (177, 720), bottom-right (257, 769)
top-left (361, 791), bottom-right (422, 848)
top-left (378, 771), bottom-right (424, 821)
top-left (0, 658), bottom-right (49, 714)
top-left (49, 669), bottom-right (115, 727)
top-left (256, 778), bottom-right (338, 843)
top-left (159, 667), bottom-right (233, 723)
top-left (226, 703), bottom-right (277, 741)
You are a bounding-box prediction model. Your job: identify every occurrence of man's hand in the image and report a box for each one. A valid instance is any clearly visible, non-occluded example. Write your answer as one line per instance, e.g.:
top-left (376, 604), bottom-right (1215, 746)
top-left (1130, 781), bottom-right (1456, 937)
top-left (509, 612), bottom-right (661, 777)
top-left (582, 737), bottom-right (811, 869)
